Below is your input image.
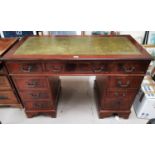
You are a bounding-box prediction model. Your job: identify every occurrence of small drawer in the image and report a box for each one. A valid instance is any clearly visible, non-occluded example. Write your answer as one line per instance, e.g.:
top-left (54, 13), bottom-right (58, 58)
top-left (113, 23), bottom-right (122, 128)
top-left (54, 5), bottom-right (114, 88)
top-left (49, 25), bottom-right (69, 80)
top-left (78, 62), bottom-right (109, 73)
top-left (110, 61), bottom-right (149, 74)
top-left (6, 62), bottom-right (43, 74)
top-left (24, 101), bottom-right (54, 111)
top-left (101, 97), bottom-right (133, 110)
top-left (109, 76), bottom-right (143, 89)
top-left (0, 76), bottom-right (11, 90)
top-left (106, 90), bottom-right (137, 100)
top-left (13, 77), bottom-right (49, 90)
top-left (45, 62), bottom-right (64, 73)
top-left (0, 91), bottom-right (18, 105)
top-left (19, 90), bottom-right (51, 100)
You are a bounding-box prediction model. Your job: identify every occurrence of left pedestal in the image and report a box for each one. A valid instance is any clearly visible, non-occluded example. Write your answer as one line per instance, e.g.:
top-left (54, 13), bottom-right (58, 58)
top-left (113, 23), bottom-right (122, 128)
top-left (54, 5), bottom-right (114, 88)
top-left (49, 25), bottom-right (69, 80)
top-left (11, 75), bottom-right (61, 118)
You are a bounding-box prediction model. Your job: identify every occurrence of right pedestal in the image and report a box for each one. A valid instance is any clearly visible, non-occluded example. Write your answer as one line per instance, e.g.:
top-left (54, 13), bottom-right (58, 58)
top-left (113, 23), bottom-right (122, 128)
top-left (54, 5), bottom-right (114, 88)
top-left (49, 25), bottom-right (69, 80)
top-left (95, 75), bottom-right (143, 119)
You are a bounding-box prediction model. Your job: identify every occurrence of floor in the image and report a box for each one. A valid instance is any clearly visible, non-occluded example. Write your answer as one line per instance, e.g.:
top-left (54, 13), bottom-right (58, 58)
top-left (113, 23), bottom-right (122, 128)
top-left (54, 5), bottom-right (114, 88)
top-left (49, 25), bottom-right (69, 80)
top-left (0, 76), bottom-right (148, 124)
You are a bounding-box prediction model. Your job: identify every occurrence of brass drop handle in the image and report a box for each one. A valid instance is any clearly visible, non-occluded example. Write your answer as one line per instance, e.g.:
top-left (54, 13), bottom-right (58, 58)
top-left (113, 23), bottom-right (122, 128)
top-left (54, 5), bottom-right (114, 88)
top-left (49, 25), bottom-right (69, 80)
top-left (27, 81), bottom-right (38, 88)
top-left (117, 80), bottom-right (130, 88)
top-left (51, 66), bottom-right (62, 73)
top-left (21, 65), bottom-right (33, 72)
top-left (30, 93), bottom-right (40, 99)
top-left (0, 96), bottom-right (8, 99)
top-left (33, 103), bottom-right (48, 109)
top-left (114, 92), bottom-right (126, 97)
top-left (92, 65), bottom-right (105, 73)
top-left (123, 66), bottom-right (135, 73)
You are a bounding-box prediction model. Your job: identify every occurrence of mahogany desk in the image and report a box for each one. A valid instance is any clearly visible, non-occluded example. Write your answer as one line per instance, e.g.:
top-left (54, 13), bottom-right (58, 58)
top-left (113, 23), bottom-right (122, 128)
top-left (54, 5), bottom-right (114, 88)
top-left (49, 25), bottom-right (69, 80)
top-left (3, 35), bottom-right (152, 118)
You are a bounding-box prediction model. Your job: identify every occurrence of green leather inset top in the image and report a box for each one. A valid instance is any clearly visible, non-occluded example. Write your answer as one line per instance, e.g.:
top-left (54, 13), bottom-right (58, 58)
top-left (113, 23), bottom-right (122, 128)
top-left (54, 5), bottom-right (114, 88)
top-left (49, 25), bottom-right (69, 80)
top-left (14, 37), bottom-right (141, 55)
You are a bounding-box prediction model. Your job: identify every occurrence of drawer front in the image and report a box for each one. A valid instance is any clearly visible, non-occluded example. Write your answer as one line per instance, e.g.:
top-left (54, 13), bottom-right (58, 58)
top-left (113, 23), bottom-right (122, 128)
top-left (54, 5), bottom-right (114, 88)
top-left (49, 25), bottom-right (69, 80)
top-left (45, 61), bottom-right (110, 74)
top-left (109, 76), bottom-right (143, 89)
top-left (101, 97), bottom-right (133, 110)
top-left (106, 90), bottom-right (137, 99)
top-left (6, 62), bottom-right (43, 74)
top-left (45, 62), bottom-right (64, 73)
top-left (0, 91), bottom-right (18, 104)
top-left (19, 90), bottom-right (51, 100)
top-left (0, 76), bottom-right (11, 90)
top-left (78, 62), bottom-right (109, 73)
top-left (13, 77), bottom-right (48, 90)
top-left (24, 101), bottom-right (54, 110)
top-left (110, 61), bottom-right (149, 74)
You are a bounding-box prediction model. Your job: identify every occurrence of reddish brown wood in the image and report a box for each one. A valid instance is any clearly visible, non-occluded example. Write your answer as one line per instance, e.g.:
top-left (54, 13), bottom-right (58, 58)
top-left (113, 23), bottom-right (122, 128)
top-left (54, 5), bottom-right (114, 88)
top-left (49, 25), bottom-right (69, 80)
top-left (0, 76), bottom-right (11, 90)
top-left (108, 76), bottom-right (144, 89)
top-left (12, 76), bottom-right (49, 90)
top-left (2, 35), bottom-right (153, 119)
top-left (0, 90), bottom-right (19, 105)
top-left (23, 101), bottom-right (54, 111)
top-left (26, 110), bottom-right (57, 118)
top-left (0, 38), bottom-right (22, 108)
top-left (5, 60), bottom-right (150, 76)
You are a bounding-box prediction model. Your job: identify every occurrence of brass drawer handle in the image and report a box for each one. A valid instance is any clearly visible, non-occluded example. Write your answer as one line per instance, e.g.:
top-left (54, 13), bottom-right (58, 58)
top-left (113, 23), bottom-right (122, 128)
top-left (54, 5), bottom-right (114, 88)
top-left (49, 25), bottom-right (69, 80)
top-left (0, 96), bottom-right (8, 99)
top-left (51, 66), bottom-right (62, 73)
top-left (30, 93), bottom-right (40, 99)
top-left (117, 80), bottom-right (130, 88)
top-left (26, 81), bottom-right (38, 88)
top-left (123, 66), bottom-right (135, 73)
top-left (92, 66), bottom-right (105, 73)
top-left (33, 103), bottom-right (50, 109)
top-left (21, 65), bottom-right (33, 72)
top-left (114, 92), bottom-right (126, 97)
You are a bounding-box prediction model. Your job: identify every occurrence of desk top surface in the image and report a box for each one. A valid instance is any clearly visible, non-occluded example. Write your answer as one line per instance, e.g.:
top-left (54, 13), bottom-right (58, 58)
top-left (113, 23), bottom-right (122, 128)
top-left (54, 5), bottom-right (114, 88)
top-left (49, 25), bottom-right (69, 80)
top-left (3, 35), bottom-right (152, 60)
top-left (0, 38), bottom-right (18, 57)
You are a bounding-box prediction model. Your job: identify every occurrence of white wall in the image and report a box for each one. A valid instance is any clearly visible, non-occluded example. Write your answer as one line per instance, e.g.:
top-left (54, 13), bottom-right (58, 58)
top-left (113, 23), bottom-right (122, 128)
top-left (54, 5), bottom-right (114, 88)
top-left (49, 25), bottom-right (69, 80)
top-left (119, 31), bottom-right (145, 44)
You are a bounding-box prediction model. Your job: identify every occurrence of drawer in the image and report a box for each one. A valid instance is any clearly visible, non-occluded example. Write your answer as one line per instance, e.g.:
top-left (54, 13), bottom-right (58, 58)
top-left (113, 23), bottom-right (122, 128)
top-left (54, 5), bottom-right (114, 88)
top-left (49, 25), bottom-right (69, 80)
top-left (0, 91), bottom-right (18, 105)
top-left (110, 61), bottom-right (149, 74)
top-left (101, 97), bottom-right (133, 110)
top-left (6, 62), bottom-right (43, 74)
top-left (19, 90), bottom-right (51, 100)
top-left (13, 77), bottom-right (49, 90)
top-left (0, 76), bottom-right (11, 90)
top-left (78, 62), bottom-right (109, 73)
top-left (109, 76), bottom-right (143, 89)
top-left (24, 101), bottom-right (54, 111)
top-left (45, 62), bottom-right (64, 73)
top-left (106, 90), bottom-right (137, 100)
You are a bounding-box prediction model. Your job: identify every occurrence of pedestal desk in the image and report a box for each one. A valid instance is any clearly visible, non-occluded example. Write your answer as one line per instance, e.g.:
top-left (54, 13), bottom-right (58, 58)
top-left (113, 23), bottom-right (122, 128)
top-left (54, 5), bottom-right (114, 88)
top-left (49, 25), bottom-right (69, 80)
top-left (0, 38), bottom-right (21, 108)
top-left (3, 35), bottom-right (152, 118)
